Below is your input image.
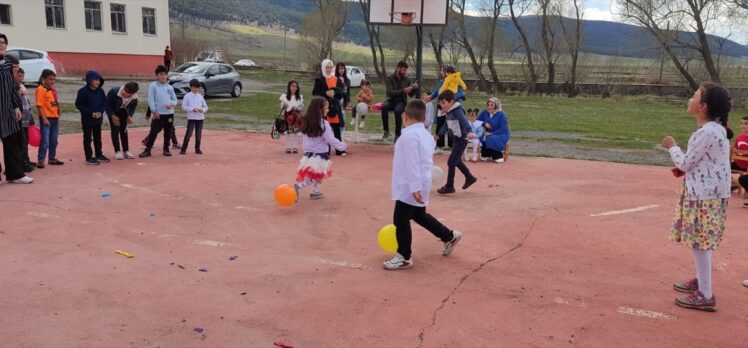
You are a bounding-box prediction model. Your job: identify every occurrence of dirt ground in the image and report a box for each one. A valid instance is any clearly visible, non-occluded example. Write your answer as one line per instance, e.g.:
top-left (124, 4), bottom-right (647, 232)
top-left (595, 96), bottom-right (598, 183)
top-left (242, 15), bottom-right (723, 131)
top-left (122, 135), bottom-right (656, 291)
top-left (0, 129), bottom-right (746, 347)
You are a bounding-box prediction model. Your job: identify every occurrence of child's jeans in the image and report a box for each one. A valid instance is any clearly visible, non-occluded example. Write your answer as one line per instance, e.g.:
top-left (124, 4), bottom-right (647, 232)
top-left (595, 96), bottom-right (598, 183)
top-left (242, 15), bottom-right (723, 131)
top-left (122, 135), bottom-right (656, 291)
top-left (181, 120), bottom-right (203, 151)
top-left (39, 118), bottom-right (60, 162)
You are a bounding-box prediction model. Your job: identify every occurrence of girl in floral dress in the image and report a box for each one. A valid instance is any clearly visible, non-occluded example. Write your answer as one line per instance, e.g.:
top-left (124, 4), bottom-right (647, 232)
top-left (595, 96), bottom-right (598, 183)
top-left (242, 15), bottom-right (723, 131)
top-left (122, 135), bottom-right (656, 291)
top-left (662, 83), bottom-right (732, 312)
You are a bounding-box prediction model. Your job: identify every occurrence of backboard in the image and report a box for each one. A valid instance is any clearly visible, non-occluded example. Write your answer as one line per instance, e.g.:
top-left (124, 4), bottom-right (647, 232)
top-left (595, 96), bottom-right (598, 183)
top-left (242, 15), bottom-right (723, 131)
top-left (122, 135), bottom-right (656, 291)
top-left (367, 0), bottom-right (449, 26)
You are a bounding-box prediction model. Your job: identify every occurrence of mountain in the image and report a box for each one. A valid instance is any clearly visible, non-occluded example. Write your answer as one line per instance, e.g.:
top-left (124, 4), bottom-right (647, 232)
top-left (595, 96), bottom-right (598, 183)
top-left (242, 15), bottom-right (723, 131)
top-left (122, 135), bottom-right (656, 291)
top-left (169, 0), bottom-right (748, 58)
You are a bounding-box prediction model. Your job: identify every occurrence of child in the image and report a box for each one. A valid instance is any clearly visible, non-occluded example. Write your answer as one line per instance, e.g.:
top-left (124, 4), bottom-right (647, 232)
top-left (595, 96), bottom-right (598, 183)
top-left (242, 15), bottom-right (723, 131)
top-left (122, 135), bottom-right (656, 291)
top-left (14, 67), bottom-right (36, 171)
top-left (730, 115), bottom-right (748, 171)
top-left (106, 82), bottom-right (139, 160)
top-left (180, 79), bottom-right (208, 155)
top-left (663, 83), bottom-right (732, 312)
top-left (140, 65), bottom-right (178, 158)
top-left (352, 80), bottom-right (372, 129)
top-left (423, 91), bottom-right (435, 131)
top-left (141, 108), bottom-right (179, 149)
top-left (435, 90), bottom-right (478, 195)
top-left (75, 71), bottom-right (109, 165)
top-left (384, 99), bottom-right (463, 270)
top-left (35, 69), bottom-right (64, 168)
top-left (437, 65), bottom-right (468, 96)
top-left (293, 96), bottom-right (347, 200)
top-left (280, 80), bottom-right (303, 154)
top-left (464, 109), bottom-right (484, 162)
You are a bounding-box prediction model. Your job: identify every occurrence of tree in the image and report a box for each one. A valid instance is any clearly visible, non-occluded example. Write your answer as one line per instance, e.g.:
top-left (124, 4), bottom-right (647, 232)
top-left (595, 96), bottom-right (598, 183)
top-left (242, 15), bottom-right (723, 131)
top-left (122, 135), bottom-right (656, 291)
top-left (453, 0), bottom-right (491, 92)
top-left (508, 0), bottom-right (540, 94)
top-left (301, 0), bottom-right (347, 66)
top-left (428, 26), bottom-right (447, 76)
top-left (556, 0), bottom-right (583, 97)
top-left (618, 0), bottom-right (727, 90)
top-left (478, 0), bottom-right (507, 92)
top-left (359, 0), bottom-right (387, 79)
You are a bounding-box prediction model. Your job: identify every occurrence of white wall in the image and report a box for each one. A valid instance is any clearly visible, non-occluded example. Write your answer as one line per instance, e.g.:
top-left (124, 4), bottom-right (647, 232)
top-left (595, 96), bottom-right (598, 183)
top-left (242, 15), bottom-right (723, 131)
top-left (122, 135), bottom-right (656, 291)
top-left (0, 0), bottom-right (170, 56)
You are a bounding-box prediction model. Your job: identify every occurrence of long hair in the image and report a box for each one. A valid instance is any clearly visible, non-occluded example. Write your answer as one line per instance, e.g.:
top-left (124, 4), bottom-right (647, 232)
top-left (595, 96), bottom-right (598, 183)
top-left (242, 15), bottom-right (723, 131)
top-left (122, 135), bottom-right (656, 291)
top-left (700, 83), bottom-right (731, 127)
top-left (301, 96), bottom-right (327, 138)
top-left (285, 80), bottom-right (300, 101)
top-left (335, 62), bottom-right (350, 86)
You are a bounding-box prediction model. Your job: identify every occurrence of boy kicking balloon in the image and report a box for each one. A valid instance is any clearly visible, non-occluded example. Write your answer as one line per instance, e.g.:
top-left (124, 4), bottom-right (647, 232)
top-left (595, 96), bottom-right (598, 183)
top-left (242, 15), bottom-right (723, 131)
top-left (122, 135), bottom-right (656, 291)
top-left (384, 100), bottom-right (463, 270)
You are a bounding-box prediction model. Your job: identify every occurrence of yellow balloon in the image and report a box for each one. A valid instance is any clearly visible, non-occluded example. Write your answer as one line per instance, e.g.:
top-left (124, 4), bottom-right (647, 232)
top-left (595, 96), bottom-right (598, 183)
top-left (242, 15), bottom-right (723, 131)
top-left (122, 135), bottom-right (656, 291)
top-left (377, 224), bottom-right (398, 253)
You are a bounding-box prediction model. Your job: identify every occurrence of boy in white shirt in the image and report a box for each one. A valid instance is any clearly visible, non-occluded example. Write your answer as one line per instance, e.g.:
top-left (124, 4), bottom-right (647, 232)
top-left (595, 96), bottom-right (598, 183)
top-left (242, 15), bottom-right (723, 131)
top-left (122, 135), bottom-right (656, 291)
top-left (384, 100), bottom-right (464, 270)
top-left (180, 79), bottom-right (208, 155)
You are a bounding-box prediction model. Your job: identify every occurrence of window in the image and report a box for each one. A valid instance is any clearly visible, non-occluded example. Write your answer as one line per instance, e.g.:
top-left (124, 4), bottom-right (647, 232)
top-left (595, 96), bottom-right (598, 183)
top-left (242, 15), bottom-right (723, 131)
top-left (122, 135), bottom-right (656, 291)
top-left (20, 50), bottom-right (44, 60)
top-left (207, 65), bottom-right (221, 76)
top-left (4, 50), bottom-right (18, 60)
top-left (84, 1), bottom-right (101, 31)
top-left (0, 4), bottom-right (11, 25)
top-left (220, 65), bottom-right (232, 74)
top-left (45, 0), bottom-right (65, 29)
top-left (110, 3), bottom-right (126, 33)
top-left (351, 68), bottom-right (360, 75)
top-left (142, 7), bottom-right (156, 35)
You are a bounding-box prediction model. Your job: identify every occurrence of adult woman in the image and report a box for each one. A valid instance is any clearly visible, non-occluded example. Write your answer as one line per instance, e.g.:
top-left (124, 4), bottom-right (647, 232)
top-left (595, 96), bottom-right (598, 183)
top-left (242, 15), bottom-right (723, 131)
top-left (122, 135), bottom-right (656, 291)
top-left (477, 97), bottom-right (510, 163)
top-left (0, 33), bottom-right (33, 184)
top-left (312, 59), bottom-right (347, 156)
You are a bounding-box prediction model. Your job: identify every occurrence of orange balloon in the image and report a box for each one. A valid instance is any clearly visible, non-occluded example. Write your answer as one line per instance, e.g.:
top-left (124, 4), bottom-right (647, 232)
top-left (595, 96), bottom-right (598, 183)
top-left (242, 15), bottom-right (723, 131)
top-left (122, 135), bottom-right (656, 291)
top-left (274, 184), bottom-right (297, 207)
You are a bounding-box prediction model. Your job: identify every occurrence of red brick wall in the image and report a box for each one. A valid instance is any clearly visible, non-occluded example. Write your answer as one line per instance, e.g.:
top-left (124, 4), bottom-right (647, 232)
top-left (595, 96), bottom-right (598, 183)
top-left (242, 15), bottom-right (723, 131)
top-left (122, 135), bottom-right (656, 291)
top-left (48, 52), bottom-right (165, 77)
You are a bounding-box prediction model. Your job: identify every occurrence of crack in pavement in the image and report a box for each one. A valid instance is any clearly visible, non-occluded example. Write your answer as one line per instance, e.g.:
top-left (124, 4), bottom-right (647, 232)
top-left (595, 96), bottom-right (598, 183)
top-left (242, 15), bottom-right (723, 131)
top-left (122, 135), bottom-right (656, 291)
top-left (416, 217), bottom-right (540, 348)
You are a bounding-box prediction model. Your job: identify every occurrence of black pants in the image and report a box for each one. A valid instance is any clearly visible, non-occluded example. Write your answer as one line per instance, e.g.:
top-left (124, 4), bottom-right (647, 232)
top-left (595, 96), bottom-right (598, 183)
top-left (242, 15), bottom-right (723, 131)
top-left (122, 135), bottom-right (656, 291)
top-left (142, 123), bottom-right (178, 147)
top-left (381, 100), bottom-right (405, 137)
top-left (145, 114), bottom-right (174, 150)
top-left (435, 116), bottom-right (452, 148)
top-left (446, 138), bottom-right (474, 188)
top-left (394, 200), bottom-right (454, 260)
top-left (17, 122), bottom-right (30, 164)
top-left (739, 174), bottom-right (748, 191)
top-left (481, 146), bottom-right (504, 160)
top-left (109, 116), bottom-right (130, 152)
top-left (82, 124), bottom-right (103, 159)
top-left (164, 59), bottom-right (171, 72)
top-left (2, 130), bottom-right (26, 181)
top-left (330, 123), bottom-right (345, 156)
top-left (182, 120), bottom-right (203, 151)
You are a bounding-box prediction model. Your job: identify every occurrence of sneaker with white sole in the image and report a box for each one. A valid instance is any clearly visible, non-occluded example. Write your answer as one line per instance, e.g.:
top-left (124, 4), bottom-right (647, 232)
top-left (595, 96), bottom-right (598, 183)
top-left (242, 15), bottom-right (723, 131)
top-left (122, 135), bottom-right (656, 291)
top-left (11, 176), bottom-right (34, 184)
top-left (480, 156), bottom-right (491, 161)
top-left (495, 158), bottom-right (505, 163)
top-left (114, 151), bottom-right (124, 160)
top-left (743, 280), bottom-right (748, 287)
top-left (359, 120), bottom-right (365, 128)
top-left (383, 253), bottom-right (413, 270)
top-left (434, 148), bottom-right (443, 155)
top-left (442, 231), bottom-right (463, 256)
top-left (125, 151), bottom-right (135, 159)
top-left (310, 191), bottom-right (324, 200)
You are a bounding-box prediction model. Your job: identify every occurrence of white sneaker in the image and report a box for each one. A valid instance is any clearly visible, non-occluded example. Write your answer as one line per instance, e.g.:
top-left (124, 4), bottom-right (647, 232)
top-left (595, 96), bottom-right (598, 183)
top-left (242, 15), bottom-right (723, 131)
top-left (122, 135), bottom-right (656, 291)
top-left (434, 148), bottom-right (443, 155)
top-left (495, 158), bottom-right (505, 163)
top-left (480, 156), bottom-right (491, 161)
top-left (383, 253), bottom-right (413, 270)
top-left (442, 231), bottom-right (463, 256)
top-left (11, 176), bottom-right (34, 184)
top-left (359, 120), bottom-right (365, 128)
top-left (114, 151), bottom-right (124, 160)
top-left (125, 151), bottom-right (135, 159)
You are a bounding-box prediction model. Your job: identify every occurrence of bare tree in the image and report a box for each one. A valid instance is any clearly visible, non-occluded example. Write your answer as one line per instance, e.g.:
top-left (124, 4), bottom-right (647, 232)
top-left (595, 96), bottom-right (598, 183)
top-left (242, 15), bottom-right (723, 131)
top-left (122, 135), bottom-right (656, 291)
top-left (508, 0), bottom-right (540, 94)
top-left (428, 26), bottom-right (447, 76)
top-left (359, 0), bottom-right (387, 79)
top-left (538, 0), bottom-right (566, 95)
top-left (452, 0), bottom-right (491, 92)
top-left (479, 0), bottom-right (507, 92)
top-left (301, 0), bottom-right (347, 65)
top-left (556, 0), bottom-right (583, 97)
top-left (618, 0), bottom-right (726, 89)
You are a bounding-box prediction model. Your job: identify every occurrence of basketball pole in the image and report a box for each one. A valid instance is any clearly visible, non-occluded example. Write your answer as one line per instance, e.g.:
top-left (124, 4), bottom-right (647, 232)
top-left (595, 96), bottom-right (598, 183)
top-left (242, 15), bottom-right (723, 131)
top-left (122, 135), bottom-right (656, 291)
top-left (415, 25), bottom-right (423, 99)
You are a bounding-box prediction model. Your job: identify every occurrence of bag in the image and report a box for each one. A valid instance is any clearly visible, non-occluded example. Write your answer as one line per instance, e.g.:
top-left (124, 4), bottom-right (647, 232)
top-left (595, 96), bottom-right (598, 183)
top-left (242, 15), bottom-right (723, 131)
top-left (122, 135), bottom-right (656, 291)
top-left (271, 116), bottom-right (287, 140)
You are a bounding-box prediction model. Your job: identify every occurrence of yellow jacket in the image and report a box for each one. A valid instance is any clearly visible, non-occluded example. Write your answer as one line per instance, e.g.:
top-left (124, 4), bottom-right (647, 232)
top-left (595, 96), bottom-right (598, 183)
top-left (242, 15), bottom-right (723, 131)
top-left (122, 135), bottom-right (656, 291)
top-left (438, 72), bottom-right (468, 95)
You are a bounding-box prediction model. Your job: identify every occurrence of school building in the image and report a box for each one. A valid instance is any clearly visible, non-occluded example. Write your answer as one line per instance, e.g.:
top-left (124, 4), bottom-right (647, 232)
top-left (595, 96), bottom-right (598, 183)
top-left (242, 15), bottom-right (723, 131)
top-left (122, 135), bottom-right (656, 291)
top-left (0, 0), bottom-right (170, 76)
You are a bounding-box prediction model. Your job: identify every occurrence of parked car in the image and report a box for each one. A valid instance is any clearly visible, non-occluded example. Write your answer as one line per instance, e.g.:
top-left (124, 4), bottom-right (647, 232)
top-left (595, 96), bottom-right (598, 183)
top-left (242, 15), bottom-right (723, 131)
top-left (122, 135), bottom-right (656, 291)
top-left (195, 49), bottom-right (225, 63)
top-left (6, 47), bottom-right (56, 84)
top-left (234, 59), bottom-right (257, 67)
top-left (168, 62), bottom-right (242, 98)
top-left (347, 66), bottom-right (366, 87)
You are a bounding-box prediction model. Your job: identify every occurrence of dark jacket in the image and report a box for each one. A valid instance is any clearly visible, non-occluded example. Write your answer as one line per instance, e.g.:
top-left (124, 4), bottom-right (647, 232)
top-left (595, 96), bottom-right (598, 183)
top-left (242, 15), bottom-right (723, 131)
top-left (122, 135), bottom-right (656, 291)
top-left (385, 73), bottom-right (417, 104)
top-left (75, 71), bottom-right (107, 126)
top-left (437, 102), bottom-right (470, 142)
top-left (0, 57), bottom-right (21, 139)
top-left (337, 73), bottom-right (351, 108)
top-left (312, 76), bottom-right (345, 120)
top-left (105, 86), bottom-right (138, 119)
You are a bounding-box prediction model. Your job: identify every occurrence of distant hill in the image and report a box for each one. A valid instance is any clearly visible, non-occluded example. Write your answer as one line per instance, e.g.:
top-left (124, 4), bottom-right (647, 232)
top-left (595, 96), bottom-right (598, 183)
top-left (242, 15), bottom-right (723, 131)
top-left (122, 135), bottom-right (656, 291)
top-left (169, 0), bottom-right (748, 58)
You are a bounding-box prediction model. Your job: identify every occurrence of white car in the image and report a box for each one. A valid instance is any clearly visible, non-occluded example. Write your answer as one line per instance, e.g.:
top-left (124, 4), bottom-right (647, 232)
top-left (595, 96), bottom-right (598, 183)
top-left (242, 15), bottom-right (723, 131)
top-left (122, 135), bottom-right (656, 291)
top-left (346, 66), bottom-right (366, 87)
top-left (6, 47), bottom-right (56, 84)
top-left (234, 59), bottom-right (257, 67)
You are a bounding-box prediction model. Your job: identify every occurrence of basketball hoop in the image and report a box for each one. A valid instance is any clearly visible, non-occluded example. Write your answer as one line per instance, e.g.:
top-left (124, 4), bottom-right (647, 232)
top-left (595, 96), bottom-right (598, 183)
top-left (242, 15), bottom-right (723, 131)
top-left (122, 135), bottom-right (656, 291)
top-left (391, 11), bottom-right (416, 25)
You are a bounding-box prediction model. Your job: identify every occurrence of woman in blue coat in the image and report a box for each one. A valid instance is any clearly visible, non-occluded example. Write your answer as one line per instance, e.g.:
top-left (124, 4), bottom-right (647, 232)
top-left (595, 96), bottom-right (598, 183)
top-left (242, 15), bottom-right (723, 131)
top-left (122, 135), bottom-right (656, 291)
top-left (477, 97), bottom-right (509, 163)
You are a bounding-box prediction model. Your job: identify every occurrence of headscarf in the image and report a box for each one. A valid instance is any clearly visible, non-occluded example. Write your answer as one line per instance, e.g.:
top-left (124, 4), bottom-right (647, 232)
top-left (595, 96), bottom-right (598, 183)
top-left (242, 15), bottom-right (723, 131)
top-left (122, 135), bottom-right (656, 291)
top-left (321, 59), bottom-right (335, 79)
top-left (488, 97), bottom-right (502, 113)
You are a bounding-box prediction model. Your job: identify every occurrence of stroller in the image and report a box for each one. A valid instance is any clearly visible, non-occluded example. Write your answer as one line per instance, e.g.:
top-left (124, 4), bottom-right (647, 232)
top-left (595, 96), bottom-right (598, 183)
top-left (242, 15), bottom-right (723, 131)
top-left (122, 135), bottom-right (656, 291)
top-left (271, 107), bottom-right (302, 141)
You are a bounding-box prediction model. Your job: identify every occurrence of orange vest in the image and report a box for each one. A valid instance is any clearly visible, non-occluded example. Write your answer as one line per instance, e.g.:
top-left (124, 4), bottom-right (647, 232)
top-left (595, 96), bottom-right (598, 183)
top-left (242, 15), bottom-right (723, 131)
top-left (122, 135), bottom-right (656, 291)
top-left (326, 76), bottom-right (340, 124)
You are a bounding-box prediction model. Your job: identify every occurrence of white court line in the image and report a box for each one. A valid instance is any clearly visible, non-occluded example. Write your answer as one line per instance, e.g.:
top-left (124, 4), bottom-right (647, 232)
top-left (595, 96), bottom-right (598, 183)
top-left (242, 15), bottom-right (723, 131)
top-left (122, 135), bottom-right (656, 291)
top-left (313, 256), bottom-right (372, 270)
top-left (554, 297), bottom-right (587, 308)
top-left (590, 205), bottom-right (659, 217)
top-left (236, 206), bottom-right (261, 212)
top-left (193, 239), bottom-right (230, 247)
top-left (616, 306), bottom-right (677, 320)
top-left (27, 212), bottom-right (60, 219)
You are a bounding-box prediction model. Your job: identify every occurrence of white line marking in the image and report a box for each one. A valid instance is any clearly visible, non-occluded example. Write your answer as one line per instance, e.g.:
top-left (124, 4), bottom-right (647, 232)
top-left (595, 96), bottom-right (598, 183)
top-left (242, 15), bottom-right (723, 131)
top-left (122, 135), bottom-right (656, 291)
top-left (236, 206), bottom-right (261, 212)
top-left (554, 297), bottom-right (587, 308)
top-left (313, 257), bottom-right (372, 270)
top-left (616, 306), bottom-right (677, 320)
top-left (716, 261), bottom-right (728, 272)
top-left (119, 183), bottom-right (171, 197)
top-left (193, 239), bottom-right (230, 247)
top-left (590, 205), bottom-right (659, 217)
top-left (27, 212), bottom-right (59, 219)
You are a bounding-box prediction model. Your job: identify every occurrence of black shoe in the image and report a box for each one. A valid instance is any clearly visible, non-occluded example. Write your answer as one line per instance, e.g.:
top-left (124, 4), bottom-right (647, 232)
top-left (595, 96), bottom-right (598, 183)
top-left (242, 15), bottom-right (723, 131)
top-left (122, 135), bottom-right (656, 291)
top-left (23, 164), bottom-right (35, 173)
top-left (139, 149), bottom-right (152, 158)
top-left (172, 143), bottom-right (181, 149)
top-left (85, 158), bottom-right (100, 165)
top-left (179, 150), bottom-right (186, 155)
top-left (437, 185), bottom-right (456, 194)
top-left (96, 155), bottom-right (110, 163)
top-left (462, 176), bottom-right (477, 190)
top-left (163, 150), bottom-right (172, 157)
top-left (195, 149), bottom-right (203, 155)
top-left (382, 131), bottom-right (391, 140)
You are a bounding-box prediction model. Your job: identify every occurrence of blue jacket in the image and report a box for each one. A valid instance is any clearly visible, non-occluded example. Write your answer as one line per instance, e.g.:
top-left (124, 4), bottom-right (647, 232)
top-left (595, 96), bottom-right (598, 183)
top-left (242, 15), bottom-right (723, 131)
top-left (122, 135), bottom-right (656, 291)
top-left (478, 109), bottom-right (510, 151)
top-left (437, 102), bottom-right (470, 142)
top-left (148, 81), bottom-right (177, 115)
top-left (75, 71), bottom-right (107, 126)
top-left (430, 80), bottom-right (465, 101)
